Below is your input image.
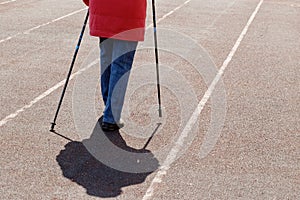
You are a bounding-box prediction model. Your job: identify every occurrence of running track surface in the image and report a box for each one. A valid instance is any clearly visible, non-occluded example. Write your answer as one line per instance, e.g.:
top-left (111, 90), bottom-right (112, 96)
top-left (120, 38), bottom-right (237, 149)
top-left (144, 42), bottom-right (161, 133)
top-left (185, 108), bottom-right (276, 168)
top-left (1, 0), bottom-right (299, 199)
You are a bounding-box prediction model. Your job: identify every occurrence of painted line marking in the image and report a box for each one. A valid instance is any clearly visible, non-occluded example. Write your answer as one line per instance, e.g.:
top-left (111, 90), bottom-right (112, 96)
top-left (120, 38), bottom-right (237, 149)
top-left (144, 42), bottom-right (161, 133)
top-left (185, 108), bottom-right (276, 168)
top-left (206, 0), bottom-right (238, 29)
top-left (0, 0), bottom-right (16, 5)
top-left (156, 0), bottom-right (192, 24)
top-left (0, 59), bottom-right (99, 127)
top-left (146, 0), bottom-right (192, 29)
top-left (0, 8), bottom-right (87, 44)
top-left (142, 0), bottom-right (264, 199)
top-left (0, 0), bottom-right (192, 127)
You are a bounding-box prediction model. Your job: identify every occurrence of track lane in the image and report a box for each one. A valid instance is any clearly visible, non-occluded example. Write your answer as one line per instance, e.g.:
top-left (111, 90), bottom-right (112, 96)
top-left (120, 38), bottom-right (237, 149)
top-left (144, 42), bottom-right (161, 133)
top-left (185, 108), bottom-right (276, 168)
top-left (1, 0), bottom-right (299, 199)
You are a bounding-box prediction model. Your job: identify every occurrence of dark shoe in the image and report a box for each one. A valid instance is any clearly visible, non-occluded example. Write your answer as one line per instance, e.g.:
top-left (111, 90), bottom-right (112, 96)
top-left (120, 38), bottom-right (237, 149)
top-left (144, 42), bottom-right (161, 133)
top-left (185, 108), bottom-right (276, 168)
top-left (101, 122), bottom-right (120, 132)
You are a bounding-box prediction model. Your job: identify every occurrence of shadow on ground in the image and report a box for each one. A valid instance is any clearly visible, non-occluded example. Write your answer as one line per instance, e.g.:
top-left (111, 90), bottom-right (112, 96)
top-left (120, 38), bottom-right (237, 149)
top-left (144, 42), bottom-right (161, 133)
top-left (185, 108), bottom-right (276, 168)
top-left (56, 121), bottom-right (159, 198)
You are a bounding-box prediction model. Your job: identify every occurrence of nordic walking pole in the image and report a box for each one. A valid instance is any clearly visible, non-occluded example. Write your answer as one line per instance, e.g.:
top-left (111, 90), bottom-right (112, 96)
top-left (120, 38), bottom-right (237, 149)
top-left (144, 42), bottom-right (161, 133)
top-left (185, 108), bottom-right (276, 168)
top-left (50, 10), bottom-right (89, 132)
top-left (152, 0), bottom-right (162, 118)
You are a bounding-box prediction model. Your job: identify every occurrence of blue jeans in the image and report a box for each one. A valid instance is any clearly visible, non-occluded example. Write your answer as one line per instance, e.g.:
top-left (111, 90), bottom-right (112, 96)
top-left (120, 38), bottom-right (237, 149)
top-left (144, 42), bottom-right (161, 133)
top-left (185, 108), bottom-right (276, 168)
top-left (100, 38), bottom-right (138, 124)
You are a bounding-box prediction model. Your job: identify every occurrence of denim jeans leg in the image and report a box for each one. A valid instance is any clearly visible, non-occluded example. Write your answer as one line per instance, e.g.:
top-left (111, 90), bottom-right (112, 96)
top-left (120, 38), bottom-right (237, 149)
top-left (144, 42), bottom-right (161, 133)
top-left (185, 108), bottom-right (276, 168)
top-left (102, 39), bottom-right (138, 124)
top-left (100, 38), bottom-right (113, 105)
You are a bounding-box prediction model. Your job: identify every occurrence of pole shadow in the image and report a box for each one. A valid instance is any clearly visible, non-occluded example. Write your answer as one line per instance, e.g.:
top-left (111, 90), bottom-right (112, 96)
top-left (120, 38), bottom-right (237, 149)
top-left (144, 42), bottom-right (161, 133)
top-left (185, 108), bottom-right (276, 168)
top-left (56, 120), bottom-right (159, 198)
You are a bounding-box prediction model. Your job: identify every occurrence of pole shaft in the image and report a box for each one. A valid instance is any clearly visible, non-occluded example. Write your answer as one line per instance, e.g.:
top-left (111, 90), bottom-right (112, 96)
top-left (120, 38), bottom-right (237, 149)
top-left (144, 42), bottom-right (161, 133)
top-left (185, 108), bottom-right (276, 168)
top-left (152, 0), bottom-right (162, 117)
top-left (50, 10), bottom-right (89, 131)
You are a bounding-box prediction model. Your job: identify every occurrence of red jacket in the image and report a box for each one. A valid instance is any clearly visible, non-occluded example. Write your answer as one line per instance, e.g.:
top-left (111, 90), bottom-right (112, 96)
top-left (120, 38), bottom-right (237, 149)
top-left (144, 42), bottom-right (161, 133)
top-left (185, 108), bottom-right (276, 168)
top-left (83, 0), bottom-right (147, 41)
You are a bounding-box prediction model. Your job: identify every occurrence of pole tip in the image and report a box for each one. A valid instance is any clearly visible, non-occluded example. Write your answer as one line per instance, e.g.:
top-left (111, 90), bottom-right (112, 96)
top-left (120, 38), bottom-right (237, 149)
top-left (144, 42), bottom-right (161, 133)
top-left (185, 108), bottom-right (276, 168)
top-left (50, 122), bottom-right (56, 132)
top-left (158, 108), bottom-right (162, 118)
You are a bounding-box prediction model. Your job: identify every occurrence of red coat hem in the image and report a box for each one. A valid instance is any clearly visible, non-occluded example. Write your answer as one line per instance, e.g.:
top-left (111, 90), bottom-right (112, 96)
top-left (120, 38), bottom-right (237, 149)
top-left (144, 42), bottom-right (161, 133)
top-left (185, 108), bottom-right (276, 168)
top-left (90, 30), bottom-right (145, 41)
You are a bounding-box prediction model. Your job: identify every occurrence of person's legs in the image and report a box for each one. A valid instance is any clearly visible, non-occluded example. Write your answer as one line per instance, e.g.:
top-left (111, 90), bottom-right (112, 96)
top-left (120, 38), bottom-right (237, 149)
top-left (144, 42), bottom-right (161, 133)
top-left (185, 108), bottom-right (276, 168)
top-left (103, 39), bottom-right (138, 124)
top-left (99, 37), bottom-right (113, 105)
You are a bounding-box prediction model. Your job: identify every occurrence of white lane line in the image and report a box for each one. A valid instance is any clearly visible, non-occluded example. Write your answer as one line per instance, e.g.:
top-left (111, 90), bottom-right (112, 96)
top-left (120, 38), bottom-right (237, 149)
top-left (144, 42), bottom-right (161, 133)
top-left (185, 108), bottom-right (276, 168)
top-left (0, 0), bottom-right (191, 127)
top-left (156, 0), bottom-right (192, 24)
top-left (0, 8), bottom-right (87, 44)
top-left (0, 0), bottom-right (16, 5)
top-left (142, 0), bottom-right (264, 199)
top-left (0, 59), bottom-right (99, 127)
top-left (146, 0), bottom-right (192, 29)
top-left (206, 0), bottom-right (238, 30)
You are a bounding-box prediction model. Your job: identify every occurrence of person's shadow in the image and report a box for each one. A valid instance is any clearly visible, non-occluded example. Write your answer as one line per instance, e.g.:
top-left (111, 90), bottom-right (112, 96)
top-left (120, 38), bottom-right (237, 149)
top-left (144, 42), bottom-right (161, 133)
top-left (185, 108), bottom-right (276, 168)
top-left (56, 120), bottom-right (159, 198)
